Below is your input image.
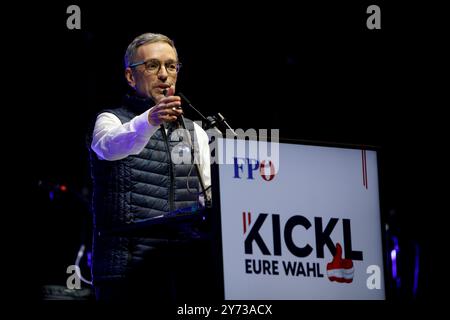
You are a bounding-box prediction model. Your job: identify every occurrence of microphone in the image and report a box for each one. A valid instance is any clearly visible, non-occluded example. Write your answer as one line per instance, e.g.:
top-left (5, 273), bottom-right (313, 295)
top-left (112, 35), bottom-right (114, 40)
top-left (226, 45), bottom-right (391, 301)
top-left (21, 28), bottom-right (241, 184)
top-left (207, 113), bottom-right (236, 137)
top-left (178, 92), bottom-right (236, 136)
top-left (163, 88), bottom-right (182, 110)
top-left (163, 87), bottom-right (187, 132)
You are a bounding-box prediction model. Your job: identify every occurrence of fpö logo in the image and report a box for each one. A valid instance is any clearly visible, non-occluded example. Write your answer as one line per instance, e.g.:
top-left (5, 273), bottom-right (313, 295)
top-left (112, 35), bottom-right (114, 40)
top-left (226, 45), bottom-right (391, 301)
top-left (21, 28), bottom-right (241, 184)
top-left (242, 212), bottom-right (363, 284)
top-left (233, 157), bottom-right (277, 181)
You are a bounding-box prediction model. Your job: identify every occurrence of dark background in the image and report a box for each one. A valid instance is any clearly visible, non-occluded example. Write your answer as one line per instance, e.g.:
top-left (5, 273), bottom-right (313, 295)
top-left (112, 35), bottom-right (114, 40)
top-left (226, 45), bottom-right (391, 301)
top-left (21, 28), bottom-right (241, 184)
top-left (11, 1), bottom-right (445, 303)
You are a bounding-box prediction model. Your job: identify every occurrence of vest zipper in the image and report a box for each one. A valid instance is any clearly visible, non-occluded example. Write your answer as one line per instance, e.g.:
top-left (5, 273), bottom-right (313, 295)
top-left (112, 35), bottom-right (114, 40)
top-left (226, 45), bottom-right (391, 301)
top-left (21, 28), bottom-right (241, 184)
top-left (161, 126), bottom-right (175, 212)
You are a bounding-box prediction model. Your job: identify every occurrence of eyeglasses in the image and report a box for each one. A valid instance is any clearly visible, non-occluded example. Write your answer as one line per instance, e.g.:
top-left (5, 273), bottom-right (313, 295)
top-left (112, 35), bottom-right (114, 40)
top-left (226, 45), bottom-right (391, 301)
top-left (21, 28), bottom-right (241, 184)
top-left (129, 59), bottom-right (182, 75)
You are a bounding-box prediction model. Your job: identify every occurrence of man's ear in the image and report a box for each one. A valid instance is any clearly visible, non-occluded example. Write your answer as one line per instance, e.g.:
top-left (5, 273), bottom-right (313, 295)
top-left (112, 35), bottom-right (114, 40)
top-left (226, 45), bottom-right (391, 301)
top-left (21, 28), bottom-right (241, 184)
top-left (125, 67), bottom-right (136, 89)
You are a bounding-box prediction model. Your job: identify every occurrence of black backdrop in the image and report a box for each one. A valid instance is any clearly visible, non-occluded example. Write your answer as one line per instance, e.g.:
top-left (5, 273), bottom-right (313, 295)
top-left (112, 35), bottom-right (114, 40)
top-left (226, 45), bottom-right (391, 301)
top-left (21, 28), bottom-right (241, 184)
top-left (12, 1), bottom-right (446, 303)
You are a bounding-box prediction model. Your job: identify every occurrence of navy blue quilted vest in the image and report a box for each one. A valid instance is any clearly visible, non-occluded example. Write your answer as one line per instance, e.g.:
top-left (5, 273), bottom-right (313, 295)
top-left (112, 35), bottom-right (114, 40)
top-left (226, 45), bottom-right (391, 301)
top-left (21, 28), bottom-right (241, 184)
top-left (88, 94), bottom-right (201, 282)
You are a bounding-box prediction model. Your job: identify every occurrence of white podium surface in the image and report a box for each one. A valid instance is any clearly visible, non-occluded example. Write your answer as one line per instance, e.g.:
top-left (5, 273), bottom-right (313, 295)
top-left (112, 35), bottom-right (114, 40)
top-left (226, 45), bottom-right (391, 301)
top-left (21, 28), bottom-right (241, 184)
top-left (217, 138), bottom-right (385, 300)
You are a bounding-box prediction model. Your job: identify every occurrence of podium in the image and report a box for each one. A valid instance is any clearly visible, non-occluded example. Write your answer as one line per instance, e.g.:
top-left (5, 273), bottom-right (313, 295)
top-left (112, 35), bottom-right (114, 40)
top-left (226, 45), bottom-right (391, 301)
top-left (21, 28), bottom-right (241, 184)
top-left (208, 137), bottom-right (386, 300)
top-left (103, 206), bottom-right (212, 240)
top-left (102, 136), bottom-right (387, 300)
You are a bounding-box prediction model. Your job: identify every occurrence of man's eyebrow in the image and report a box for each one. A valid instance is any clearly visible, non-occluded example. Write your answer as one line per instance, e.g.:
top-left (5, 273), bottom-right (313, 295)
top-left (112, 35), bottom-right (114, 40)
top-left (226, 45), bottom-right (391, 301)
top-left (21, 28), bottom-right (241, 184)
top-left (145, 58), bottom-right (178, 63)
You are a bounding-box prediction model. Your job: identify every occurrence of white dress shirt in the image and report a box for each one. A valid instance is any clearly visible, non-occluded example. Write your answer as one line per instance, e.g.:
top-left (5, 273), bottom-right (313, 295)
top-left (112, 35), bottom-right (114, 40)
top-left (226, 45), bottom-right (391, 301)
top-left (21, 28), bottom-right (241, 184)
top-left (91, 109), bottom-right (211, 202)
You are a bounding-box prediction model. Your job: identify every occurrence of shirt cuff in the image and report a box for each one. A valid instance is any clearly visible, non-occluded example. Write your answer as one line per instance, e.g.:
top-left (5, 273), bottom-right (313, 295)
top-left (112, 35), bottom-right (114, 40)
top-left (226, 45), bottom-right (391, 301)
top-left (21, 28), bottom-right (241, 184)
top-left (133, 108), bottom-right (159, 138)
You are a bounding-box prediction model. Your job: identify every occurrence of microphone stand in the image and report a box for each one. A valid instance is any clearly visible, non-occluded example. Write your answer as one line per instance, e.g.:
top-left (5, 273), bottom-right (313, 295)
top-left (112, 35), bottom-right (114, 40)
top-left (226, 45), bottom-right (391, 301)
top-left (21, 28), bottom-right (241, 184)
top-left (177, 93), bottom-right (238, 210)
top-left (166, 91), bottom-right (237, 209)
top-left (179, 92), bottom-right (237, 137)
top-left (164, 90), bottom-right (212, 208)
top-left (178, 113), bottom-right (212, 208)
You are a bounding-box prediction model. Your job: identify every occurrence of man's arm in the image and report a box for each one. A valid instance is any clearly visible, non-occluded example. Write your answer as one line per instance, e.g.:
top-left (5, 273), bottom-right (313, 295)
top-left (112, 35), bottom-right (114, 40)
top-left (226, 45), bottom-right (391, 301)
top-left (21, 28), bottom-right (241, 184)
top-left (91, 110), bottom-right (159, 161)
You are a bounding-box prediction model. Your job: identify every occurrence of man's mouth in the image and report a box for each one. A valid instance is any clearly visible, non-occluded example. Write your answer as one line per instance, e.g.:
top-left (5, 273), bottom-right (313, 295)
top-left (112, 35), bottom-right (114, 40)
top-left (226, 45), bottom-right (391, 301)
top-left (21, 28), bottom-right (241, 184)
top-left (158, 84), bottom-right (171, 90)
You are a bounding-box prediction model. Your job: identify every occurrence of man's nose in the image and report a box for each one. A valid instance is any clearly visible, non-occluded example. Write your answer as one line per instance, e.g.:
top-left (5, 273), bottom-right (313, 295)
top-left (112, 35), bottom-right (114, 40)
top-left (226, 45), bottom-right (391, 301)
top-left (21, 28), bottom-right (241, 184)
top-left (157, 65), bottom-right (169, 80)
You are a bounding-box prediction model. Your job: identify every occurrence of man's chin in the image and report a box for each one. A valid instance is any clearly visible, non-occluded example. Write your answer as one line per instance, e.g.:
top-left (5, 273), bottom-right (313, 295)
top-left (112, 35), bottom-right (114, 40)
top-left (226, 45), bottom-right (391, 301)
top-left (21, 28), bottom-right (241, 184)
top-left (138, 92), bottom-right (159, 103)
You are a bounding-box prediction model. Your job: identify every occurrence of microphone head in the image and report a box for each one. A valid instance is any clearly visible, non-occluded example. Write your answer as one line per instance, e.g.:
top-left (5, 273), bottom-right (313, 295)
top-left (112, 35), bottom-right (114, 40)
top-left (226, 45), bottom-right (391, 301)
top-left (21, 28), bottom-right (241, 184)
top-left (163, 87), bottom-right (174, 97)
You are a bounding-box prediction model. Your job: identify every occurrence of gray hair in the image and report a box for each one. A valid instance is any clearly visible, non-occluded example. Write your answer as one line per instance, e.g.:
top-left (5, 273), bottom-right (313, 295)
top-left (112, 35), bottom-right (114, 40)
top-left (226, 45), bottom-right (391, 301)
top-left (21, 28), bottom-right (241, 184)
top-left (124, 33), bottom-right (178, 68)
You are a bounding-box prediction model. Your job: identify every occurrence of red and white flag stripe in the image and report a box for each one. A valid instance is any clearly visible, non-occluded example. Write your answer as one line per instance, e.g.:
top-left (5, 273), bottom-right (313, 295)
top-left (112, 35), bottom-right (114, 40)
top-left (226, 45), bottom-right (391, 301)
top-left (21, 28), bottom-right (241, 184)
top-left (362, 149), bottom-right (368, 189)
top-left (243, 212), bottom-right (251, 234)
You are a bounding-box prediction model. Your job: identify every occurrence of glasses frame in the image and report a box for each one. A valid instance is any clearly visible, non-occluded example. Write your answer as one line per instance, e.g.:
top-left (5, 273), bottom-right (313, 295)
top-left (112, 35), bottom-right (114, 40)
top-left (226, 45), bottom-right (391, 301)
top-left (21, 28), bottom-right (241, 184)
top-left (129, 59), bottom-right (182, 75)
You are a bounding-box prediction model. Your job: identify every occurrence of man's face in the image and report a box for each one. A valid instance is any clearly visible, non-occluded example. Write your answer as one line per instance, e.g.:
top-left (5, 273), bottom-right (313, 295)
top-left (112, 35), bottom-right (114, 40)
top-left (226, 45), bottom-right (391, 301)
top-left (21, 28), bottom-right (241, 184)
top-left (125, 41), bottom-right (178, 103)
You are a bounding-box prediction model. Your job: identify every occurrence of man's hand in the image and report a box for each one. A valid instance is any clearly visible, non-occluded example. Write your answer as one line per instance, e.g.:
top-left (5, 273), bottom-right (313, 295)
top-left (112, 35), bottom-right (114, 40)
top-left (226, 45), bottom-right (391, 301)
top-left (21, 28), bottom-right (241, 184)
top-left (148, 96), bottom-right (183, 126)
